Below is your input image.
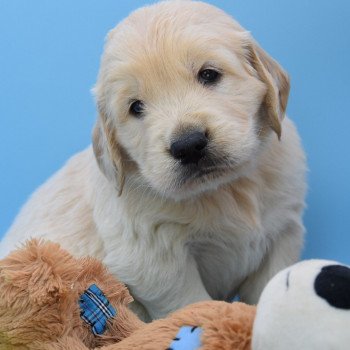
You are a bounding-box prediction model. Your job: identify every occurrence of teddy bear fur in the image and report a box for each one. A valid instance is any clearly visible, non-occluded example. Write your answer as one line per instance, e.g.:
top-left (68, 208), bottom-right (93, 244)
top-left (34, 301), bottom-right (255, 350)
top-left (0, 239), bottom-right (256, 350)
top-left (0, 239), bottom-right (143, 349)
top-left (99, 301), bottom-right (255, 350)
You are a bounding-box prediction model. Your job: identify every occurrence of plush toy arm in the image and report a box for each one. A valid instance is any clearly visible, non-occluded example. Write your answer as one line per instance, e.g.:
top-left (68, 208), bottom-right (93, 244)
top-left (97, 301), bottom-right (256, 350)
top-left (105, 326), bottom-right (201, 350)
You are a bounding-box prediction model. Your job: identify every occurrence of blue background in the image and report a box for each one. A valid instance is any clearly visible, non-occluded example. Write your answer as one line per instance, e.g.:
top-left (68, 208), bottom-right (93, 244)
top-left (0, 1), bottom-right (349, 263)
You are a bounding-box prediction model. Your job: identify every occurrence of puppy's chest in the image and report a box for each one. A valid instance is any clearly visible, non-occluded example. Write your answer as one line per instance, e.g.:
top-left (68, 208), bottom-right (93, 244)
top-left (187, 225), bottom-right (266, 300)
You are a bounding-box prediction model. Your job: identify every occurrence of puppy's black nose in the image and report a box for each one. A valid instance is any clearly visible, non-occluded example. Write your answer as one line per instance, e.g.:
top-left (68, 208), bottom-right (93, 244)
top-left (170, 131), bottom-right (208, 164)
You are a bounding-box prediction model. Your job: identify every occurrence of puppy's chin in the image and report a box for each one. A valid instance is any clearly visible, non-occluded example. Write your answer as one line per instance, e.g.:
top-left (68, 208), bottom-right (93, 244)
top-left (142, 161), bottom-right (255, 202)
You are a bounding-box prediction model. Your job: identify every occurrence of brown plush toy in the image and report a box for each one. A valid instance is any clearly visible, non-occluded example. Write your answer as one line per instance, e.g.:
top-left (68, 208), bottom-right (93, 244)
top-left (0, 240), bottom-right (256, 350)
top-left (0, 239), bottom-right (143, 349)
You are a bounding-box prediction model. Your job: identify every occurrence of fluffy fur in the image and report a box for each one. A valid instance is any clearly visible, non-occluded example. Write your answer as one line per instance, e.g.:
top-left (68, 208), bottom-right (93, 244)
top-left (0, 1), bottom-right (306, 320)
top-left (0, 239), bottom-right (143, 349)
top-left (0, 239), bottom-right (256, 349)
top-left (99, 301), bottom-right (256, 350)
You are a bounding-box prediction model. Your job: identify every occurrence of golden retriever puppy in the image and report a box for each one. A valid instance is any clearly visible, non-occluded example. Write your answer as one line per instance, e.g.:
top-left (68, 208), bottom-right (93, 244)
top-left (0, 1), bottom-right (306, 320)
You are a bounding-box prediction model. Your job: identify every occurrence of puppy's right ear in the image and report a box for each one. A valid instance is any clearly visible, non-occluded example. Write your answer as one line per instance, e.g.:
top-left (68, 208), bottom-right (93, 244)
top-left (92, 106), bottom-right (125, 196)
top-left (243, 40), bottom-right (290, 140)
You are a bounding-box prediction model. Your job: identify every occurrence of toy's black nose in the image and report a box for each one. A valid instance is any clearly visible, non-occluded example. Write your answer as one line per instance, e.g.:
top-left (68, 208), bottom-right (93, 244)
top-left (170, 131), bottom-right (208, 164)
top-left (314, 264), bottom-right (350, 309)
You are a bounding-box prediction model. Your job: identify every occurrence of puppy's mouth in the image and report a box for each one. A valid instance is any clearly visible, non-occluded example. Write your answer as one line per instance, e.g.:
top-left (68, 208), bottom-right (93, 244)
top-left (177, 156), bottom-right (236, 186)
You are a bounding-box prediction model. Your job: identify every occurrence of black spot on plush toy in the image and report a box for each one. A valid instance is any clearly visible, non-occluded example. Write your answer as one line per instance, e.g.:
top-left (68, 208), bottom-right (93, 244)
top-left (252, 260), bottom-right (350, 350)
top-left (314, 264), bottom-right (350, 309)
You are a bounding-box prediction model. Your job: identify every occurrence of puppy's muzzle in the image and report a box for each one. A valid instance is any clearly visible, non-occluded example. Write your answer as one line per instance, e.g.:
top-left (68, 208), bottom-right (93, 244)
top-left (170, 131), bottom-right (208, 165)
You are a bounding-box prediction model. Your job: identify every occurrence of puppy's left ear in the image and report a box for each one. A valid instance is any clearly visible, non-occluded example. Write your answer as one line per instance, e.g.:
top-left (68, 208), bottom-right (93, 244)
top-left (244, 41), bottom-right (290, 139)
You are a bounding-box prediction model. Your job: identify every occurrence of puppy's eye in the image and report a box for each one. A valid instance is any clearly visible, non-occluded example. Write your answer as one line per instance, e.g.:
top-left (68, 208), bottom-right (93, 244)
top-left (198, 69), bottom-right (221, 85)
top-left (129, 100), bottom-right (145, 117)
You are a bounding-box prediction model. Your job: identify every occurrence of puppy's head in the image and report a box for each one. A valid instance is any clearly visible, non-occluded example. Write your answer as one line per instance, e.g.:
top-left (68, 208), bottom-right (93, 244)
top-left (93, 1), bottom-right (289, 200)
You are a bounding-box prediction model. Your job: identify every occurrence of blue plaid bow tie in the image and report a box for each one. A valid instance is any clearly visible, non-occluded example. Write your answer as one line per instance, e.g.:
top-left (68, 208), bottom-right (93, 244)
top-left (79, 284), bottom-right (117, 335)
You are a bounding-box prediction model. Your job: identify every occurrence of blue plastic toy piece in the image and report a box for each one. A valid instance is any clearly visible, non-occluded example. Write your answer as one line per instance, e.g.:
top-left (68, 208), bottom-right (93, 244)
top-left (167, 325), bottom-right (203, 350)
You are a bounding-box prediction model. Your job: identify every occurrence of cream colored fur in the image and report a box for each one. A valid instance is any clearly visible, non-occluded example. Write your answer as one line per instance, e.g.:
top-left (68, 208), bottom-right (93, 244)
top-left (0, 1), bottom-right (306, 320)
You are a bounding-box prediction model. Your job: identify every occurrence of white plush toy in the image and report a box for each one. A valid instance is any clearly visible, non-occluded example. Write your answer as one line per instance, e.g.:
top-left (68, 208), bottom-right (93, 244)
top-left (252, 259), bottom-right (350, 350)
